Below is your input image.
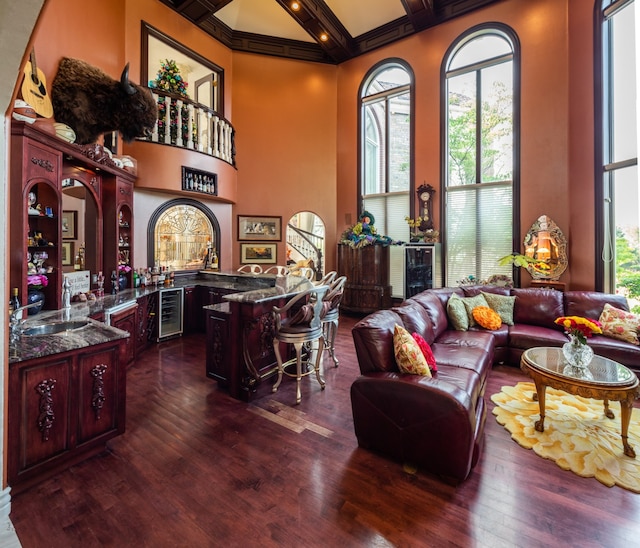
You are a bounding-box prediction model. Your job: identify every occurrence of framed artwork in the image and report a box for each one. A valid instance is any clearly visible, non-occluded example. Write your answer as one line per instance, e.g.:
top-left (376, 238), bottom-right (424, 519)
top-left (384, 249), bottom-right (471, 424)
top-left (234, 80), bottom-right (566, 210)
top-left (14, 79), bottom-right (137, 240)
top-left (61, 241), bottom-right (74, 266)
top-left (237, 215), bottom-right (282, 241)
top-left (240, 243), bottom-right (277, 264)
top-left (62, 210), bottom-right (77, 240)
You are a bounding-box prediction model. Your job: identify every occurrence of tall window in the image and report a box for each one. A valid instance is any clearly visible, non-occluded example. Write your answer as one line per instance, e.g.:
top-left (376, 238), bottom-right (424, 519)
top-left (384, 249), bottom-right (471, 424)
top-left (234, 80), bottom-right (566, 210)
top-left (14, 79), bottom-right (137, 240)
top-left (443, 27), bottom-right (519, 286)
top-left (598, 0), bottom-right (638, 302)
top-left (360, 60), bottom-right (413, 296)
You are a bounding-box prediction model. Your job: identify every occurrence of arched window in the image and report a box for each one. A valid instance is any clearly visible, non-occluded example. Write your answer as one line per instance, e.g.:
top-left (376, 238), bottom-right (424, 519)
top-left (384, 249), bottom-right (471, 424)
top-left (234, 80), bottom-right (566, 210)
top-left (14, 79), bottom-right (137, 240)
top-left (147, 198), bottom-right (220, 272)
top-left (442, 25), bottom-right (520, 286)
top-left (596, 0), bottom-right (638, 296)
top-left (359, 60), bottom-right (413, 295)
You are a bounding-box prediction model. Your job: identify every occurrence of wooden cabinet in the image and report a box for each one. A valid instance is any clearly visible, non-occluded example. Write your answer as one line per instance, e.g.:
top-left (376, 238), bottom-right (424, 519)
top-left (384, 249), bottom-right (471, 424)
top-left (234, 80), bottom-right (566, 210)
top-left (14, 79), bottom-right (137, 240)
top-left (135, 294), bottom-right (152, 355)
top-left (337, 244), bottom-right (392, 314)
top-left (10, 122), bottom-right (136, 306)
top-left (109, 304), bottom-right (138, 367)
top-left (103, 178), bottom-right (134, 293)
top-left (8, 339), bottom-right (125, 493)
top-left (10, 130), bottom-right (62, 310)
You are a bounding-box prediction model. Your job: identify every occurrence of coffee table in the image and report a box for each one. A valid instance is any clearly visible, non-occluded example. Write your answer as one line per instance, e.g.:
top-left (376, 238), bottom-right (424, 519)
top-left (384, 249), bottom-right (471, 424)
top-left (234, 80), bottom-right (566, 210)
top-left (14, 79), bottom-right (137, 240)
top-left (520, 347), bottom-right (640, 458)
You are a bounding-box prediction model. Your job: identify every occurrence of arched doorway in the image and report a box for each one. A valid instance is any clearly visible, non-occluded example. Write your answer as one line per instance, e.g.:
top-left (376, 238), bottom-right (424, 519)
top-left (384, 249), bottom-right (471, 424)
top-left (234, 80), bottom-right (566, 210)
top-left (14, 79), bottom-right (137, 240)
top-left (286, 211), bottom-right (325, 279)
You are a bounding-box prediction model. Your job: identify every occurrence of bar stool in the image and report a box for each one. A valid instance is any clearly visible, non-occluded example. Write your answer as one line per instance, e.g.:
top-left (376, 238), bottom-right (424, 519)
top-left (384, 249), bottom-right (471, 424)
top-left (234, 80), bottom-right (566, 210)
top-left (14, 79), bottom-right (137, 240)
top-left (264, 265), bottom-right (290, 276)
top-left (315, 270), bottom-right (337, 286)
top-left (320, 275), bottom-right (346, 368)
top-left (237, 264), bottom-right (263, 274)
top-left (272, 284), bottom-right (329, 404)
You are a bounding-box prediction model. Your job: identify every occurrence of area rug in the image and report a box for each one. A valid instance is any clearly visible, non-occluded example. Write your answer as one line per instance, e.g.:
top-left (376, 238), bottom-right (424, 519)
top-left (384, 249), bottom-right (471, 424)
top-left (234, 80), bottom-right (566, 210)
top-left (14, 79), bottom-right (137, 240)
top-left (491, 382), bottom-right (640, 492)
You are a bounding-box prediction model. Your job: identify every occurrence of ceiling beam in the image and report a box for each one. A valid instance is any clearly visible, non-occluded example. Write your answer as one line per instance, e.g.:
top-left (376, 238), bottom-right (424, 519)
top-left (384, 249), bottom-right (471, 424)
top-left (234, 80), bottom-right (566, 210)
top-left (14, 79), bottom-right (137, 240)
top-left (400, 0), bottom-right (435, 32)
top-left (273, 0), bottom-right (356, 63)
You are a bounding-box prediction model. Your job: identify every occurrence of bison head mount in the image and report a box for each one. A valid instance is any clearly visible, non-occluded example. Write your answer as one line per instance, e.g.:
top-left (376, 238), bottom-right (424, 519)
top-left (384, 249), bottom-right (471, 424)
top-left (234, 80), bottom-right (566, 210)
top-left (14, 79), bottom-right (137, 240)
top-left (51, 57), bottom-right (158, 145)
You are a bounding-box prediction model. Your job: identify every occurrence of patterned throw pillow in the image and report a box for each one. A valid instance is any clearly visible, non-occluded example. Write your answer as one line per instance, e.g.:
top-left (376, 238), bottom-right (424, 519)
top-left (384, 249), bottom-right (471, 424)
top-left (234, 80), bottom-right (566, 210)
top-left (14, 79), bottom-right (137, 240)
top-left (447, 293), bottom-right (469, 331)
top-left (461, 293), bottom-right (489, 327)
top-left (598, 303), bottom-right (640, 345)
top-left (412, 332), bottom-right (437, 371)
top-left (472, 306), bottom-right (502, 330)
top-left (393, 324), bottom-right (432, 376)
top-left (481, 291), bottom-right (516, 326)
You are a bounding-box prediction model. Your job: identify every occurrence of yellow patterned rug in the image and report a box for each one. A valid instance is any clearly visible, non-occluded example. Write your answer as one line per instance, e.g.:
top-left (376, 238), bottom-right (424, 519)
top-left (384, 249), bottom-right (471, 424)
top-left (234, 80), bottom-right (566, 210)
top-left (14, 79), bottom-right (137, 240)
top-left (491, 382), bottom-right (640, 492)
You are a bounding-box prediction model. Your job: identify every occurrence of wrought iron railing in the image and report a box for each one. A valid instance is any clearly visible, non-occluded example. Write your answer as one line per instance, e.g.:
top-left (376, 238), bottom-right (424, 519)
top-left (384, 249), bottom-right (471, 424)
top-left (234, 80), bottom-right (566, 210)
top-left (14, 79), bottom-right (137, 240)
top-left (287, 224), bottom-right (324, 277)
top-left (140, 88), bottom-right (235, 166)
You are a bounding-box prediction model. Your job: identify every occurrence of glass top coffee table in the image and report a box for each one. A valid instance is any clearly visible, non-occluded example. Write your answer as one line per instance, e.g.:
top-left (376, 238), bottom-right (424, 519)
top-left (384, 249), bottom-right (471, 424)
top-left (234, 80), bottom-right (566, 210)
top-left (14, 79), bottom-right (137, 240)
top-left (520, 347), bottom-right (640, 458)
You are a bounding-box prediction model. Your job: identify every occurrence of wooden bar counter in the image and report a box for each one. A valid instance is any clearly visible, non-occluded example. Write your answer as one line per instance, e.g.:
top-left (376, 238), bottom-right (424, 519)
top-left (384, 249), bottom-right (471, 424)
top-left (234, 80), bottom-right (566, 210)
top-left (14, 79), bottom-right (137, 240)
top-left (204, 273), bottom-right (314, 401)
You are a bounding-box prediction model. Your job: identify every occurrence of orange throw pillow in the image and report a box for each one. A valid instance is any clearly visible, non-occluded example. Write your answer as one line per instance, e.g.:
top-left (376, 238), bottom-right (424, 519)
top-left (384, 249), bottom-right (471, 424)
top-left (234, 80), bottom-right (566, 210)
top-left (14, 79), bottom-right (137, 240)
top-left (472, 306), bottom-right (502, 330)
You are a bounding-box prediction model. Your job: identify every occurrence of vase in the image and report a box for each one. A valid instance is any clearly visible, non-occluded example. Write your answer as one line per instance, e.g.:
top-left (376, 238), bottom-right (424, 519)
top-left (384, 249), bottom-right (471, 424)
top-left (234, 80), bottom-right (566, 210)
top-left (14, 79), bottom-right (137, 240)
top-left (118, 273), bottom-right (128, 291)
top-left (562, 334), bottom-right (594, 380)
top-left (26, 289), bottom-right (45, 316)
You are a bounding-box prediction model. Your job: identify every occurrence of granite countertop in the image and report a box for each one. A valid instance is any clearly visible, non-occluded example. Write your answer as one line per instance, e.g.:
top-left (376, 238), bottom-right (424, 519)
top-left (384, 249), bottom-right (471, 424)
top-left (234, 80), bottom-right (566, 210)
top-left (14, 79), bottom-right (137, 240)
top-left (9, 270), bottom-right (302, 364)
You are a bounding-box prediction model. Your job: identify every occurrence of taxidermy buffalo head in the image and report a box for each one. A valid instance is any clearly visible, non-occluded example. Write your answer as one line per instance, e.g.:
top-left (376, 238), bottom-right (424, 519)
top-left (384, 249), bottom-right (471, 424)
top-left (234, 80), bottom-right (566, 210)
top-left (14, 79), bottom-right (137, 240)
top-left (51, 57), bottom-right (158, 145)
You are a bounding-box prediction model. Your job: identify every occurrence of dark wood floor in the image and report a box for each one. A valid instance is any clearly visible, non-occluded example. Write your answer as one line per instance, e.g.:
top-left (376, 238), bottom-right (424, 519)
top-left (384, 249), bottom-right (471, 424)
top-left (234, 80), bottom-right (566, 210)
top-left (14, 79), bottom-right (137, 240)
top-left (10, 314), bottom-right (640, 547)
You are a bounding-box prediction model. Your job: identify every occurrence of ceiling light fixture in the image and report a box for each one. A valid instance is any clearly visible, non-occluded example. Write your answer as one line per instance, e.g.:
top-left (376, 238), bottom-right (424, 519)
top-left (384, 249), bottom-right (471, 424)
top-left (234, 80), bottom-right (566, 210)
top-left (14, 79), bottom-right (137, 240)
top-left (319, 32), bottom-right (329, 42)
top-left (291, 1), bottom-right (300, 10)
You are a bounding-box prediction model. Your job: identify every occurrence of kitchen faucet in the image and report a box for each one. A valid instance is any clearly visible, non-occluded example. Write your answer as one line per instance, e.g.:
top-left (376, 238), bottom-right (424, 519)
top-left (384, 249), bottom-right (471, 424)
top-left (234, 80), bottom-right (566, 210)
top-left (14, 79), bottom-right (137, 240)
top-left (9, 302), bottom-right (42, 345)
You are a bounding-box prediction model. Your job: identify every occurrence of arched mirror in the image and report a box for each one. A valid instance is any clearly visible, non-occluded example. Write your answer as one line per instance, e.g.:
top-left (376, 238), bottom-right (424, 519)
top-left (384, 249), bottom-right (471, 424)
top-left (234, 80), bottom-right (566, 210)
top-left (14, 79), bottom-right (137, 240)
top-left (61, 168), bottom-right (102, 276)
top-left (523, 215), bottom-right (567, 280)
top-left (286, 211), bottom-right (325, 279)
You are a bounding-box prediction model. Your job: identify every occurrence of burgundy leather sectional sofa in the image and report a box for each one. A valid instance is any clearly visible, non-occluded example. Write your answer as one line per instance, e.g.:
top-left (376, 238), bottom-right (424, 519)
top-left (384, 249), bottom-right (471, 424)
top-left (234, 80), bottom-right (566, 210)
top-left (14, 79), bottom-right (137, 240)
top-left (350, 285), bottom-right (640, 483)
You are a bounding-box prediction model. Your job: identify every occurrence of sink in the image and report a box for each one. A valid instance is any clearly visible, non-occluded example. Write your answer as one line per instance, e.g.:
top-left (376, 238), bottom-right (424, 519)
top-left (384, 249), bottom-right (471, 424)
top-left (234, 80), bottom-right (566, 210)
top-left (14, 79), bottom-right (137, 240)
top-left (22, 320), bottom-right (90, 336)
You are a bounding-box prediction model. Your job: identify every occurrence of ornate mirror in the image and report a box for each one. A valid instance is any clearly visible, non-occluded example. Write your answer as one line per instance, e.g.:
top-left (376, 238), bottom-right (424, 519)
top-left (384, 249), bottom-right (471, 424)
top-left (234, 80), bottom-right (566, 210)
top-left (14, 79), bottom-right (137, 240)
top-left (523, 215), bottom-right (567, 280)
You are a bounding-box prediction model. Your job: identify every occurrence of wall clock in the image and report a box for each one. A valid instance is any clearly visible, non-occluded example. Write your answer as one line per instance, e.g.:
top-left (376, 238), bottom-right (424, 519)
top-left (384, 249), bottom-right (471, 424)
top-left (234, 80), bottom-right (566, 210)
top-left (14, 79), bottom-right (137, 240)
top-left (417, 183), bottom-right (435, 230)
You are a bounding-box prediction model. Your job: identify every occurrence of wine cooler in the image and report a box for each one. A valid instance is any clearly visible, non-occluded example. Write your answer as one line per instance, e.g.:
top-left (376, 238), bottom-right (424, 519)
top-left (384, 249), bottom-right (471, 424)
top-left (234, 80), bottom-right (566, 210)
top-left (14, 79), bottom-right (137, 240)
top-left (158, 287), bottom-right (184, 341)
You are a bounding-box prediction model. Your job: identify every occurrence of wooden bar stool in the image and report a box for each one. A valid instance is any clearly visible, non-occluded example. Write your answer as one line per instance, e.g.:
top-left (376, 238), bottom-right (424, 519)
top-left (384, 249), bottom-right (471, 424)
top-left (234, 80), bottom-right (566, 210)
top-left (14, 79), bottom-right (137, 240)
top-left (272, 284), bottom-right (329, 404)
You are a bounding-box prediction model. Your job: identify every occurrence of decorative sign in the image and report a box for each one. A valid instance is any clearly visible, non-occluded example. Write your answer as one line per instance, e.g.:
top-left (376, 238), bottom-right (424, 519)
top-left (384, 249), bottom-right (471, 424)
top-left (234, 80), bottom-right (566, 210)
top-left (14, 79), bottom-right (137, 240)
top-left (64, 270), bottom-right (91, 295)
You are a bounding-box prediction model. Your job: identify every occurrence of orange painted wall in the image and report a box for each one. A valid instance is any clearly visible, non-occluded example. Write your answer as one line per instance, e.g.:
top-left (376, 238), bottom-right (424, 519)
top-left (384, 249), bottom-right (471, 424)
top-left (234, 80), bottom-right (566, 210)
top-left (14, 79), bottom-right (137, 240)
top-left (231, 52), bottom-right (337, 270)
top-left (20, 0), bottom-right (598, 287)
top-left (336, 0), bottom-right (587, 287)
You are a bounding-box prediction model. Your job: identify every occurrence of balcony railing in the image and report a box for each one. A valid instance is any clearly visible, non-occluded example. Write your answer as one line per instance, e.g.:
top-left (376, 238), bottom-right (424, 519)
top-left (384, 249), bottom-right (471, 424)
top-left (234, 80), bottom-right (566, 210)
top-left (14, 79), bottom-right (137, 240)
top-left (140, 88), bottom-right (236, 166)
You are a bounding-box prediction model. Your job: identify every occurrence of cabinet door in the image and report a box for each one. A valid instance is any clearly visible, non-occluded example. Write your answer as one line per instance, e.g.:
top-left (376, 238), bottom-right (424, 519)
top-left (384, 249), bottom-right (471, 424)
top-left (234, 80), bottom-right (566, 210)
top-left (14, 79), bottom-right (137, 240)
top-left (183, 286), bottom-right (198, 334)
top-left (8, 357), bottom-right (72, 480)
top-left (77, 346), bottom-right (122, 444)
top-left (111, 306), bottom-right (137, 366)
top-left (206, 309), bottom-right (231, 384)
top-left (135, 295), bottom-right (150, 355)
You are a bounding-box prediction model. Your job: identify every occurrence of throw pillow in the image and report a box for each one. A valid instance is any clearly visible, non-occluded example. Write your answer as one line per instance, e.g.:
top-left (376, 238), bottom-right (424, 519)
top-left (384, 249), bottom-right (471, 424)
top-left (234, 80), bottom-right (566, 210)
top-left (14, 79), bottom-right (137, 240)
top-left (481, 291), bottom-right (516, 326)
top-left (472, 306), bottom-right (502, 330)
top-left (393, 324), bottom-right (432, 376)
top-left (461, 293), bottom-right (489, 327)
top-left (412, 332), bottom-right (437, 371)
top-left (598, 303), bottom-right (640, 345)
top-left (447, 293), bottom-right (469, 331)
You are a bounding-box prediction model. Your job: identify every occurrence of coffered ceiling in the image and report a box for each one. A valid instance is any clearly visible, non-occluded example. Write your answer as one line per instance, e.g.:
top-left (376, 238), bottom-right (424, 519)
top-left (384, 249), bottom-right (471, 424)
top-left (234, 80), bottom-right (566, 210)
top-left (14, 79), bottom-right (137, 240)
top-left (159, 0), bottom-right (504, 63)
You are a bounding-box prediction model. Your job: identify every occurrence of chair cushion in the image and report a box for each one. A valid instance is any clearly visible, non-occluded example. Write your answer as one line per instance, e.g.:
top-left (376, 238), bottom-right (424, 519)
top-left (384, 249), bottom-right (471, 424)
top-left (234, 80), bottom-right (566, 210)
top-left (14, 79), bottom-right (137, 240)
top-left (598, 303), bottom-right (640, 345)
top-left (481, 291), bottom-right (516, 325)
top-left (288, 303), bottom-right (314, 326)
top-left (393, 324), bottom-right (432, 376)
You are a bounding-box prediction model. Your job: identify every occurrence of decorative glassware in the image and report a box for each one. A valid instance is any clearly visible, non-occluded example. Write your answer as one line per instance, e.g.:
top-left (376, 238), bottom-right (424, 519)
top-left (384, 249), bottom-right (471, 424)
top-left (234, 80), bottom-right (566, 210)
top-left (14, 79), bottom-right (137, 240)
top-left (562, 334), bottom-right (595, 380)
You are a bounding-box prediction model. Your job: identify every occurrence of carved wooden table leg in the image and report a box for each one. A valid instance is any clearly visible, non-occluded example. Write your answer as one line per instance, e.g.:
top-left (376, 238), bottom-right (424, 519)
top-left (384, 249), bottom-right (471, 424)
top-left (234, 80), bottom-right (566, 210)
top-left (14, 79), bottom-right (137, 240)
top-left (603, 398), bottom-right (615, 420)
top-left (533, 380), bottom-right (547, 432)
top-left (620, 397), bottom-right (636, 458)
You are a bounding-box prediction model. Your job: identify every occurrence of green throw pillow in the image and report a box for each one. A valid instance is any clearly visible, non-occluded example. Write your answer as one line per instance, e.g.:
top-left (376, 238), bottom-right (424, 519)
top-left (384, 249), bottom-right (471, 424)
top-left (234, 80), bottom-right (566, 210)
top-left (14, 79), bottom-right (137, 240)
top-left (461, 293), bottom-right (489, 327)
top-left (481, 291), bottom-right (516, 326)
top-left (447, 293), bottom-right (469, 331)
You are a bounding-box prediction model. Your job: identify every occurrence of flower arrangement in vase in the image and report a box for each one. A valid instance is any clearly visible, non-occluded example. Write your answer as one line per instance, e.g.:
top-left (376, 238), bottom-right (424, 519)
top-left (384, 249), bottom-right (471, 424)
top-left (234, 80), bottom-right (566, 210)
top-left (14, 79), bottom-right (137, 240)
top-left (404, 216), bottom-right (439, 243)
top-left (554, 315), bottom-right (603, 379)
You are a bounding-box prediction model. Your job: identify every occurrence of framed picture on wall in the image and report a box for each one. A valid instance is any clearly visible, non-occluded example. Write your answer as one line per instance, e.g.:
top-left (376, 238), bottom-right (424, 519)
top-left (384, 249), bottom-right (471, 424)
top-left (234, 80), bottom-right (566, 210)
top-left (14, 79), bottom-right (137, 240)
top-left (240, 243), bottom-right (277, 264)
top-left (62, 210), bottom-right (77, 240)
top-left (61, 241), bottom-right (74, 266)
top-left (237, 215), bottom-right (282, 241)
